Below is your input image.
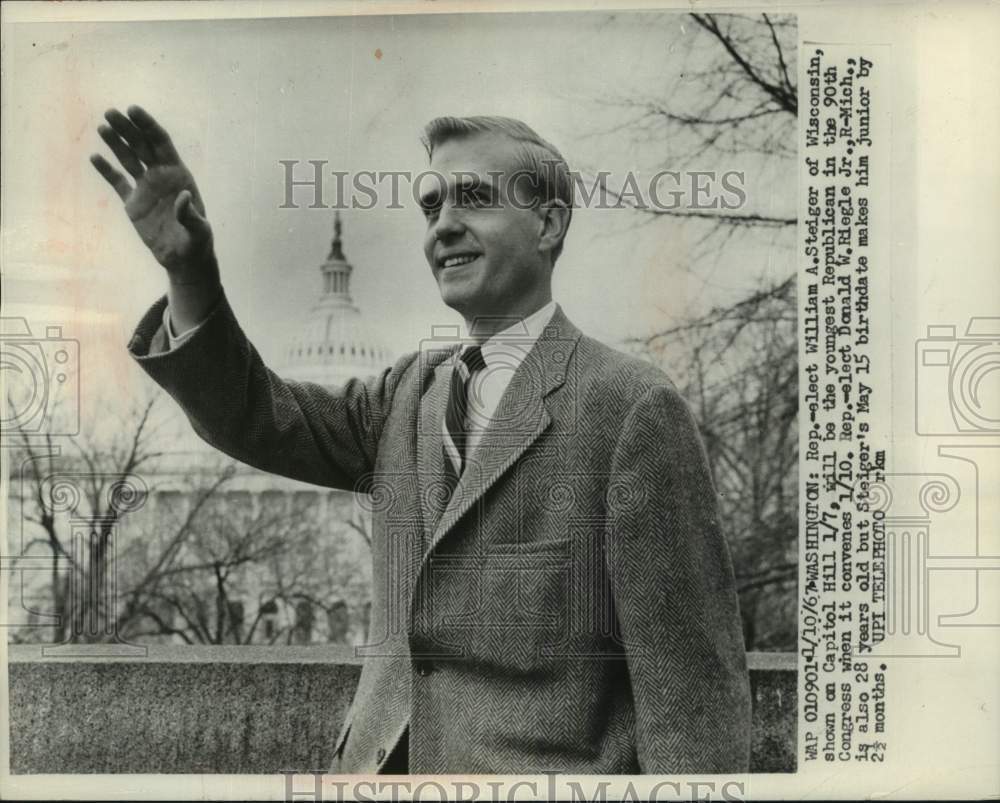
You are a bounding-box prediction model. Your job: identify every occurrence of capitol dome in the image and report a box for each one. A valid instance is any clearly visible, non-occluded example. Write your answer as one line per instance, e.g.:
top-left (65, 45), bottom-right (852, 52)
top-left (281, 213), bottom-right (393, 388)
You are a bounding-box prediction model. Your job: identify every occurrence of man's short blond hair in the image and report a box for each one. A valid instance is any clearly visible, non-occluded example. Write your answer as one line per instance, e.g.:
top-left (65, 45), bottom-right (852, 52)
top-left (421, 116), bottom-right (573, 263)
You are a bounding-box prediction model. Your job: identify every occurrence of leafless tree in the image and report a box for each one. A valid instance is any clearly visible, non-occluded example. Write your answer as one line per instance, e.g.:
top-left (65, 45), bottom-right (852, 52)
top-left (592, 11), bottom-right (798, 649)
top-left (261, 495), bottom-right (372, 646)
top-left (591, 12), bottom-right (794, 218)
top-left (7, 392), bottom-right (172, 644)
top-left (6, 391), bottom-right (366, 646)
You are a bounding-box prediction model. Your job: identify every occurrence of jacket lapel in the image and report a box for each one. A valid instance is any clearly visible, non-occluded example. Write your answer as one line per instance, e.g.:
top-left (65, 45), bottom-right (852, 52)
top-left (416, 347), bottom-right (459, 542)
top-left (422, 305), bottom-right (581, 554)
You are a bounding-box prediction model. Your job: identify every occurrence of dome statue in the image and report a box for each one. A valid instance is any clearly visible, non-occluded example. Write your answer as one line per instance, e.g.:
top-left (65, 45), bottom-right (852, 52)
top-left (281, 213), bottom-right (393, 388)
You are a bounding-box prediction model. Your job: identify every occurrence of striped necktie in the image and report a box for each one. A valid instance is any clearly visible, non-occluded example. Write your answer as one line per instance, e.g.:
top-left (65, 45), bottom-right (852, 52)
top-left (442, 344), bottom-right (487, 490)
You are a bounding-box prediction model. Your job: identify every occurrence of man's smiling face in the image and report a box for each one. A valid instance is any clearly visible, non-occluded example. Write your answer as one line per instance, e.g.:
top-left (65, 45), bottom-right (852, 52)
top-left (421, 132), bottom-right (550, 323)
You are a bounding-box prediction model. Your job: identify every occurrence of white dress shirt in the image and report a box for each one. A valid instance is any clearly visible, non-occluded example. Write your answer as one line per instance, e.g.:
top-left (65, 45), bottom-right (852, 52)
top-left (455, 300), bottom-right (557, 462)
top-left (163, 299), bottom-right (558, 464)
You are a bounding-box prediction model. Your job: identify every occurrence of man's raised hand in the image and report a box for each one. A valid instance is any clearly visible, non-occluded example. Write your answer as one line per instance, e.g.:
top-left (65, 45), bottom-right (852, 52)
top-left (91, 105), bottom-right (221, 330)
top-left (90, 106), bottom-right (217, 285)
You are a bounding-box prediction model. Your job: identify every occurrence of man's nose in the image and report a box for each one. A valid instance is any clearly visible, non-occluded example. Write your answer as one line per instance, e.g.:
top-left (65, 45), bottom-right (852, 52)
top-left (433, 203), bottom-right (465, 240)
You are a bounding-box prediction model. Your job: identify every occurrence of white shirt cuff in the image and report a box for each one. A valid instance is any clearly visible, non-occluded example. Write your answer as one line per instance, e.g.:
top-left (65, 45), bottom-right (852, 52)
top-left (162, 305), bottom-right (204, 349)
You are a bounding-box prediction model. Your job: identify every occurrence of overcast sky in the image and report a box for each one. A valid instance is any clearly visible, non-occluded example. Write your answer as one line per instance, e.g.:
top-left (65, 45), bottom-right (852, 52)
top-left (2, 10), bottom-right (793, 424)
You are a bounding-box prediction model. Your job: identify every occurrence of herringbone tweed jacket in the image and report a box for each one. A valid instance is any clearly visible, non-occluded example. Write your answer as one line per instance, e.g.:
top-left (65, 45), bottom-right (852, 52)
top-left (128, 292), bottom-right (751, 775)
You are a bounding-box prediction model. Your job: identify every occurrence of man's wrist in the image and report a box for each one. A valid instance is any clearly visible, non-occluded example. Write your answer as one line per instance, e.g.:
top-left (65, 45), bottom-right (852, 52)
top-left (166, 255), bottom-right (222, 333)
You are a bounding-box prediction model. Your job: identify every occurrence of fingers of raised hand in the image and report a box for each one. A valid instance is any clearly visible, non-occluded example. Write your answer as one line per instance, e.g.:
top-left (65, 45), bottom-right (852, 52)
top-left (98, 105), bottom-right (181, 174)
top-left (98, 123), bottom-right (145, 179)
top-left (126, 105), bottom-right (181, 165)
top-left (103, 108), bottom-right (156, 166)
top-left (89, 153), bottom-right (132, 202)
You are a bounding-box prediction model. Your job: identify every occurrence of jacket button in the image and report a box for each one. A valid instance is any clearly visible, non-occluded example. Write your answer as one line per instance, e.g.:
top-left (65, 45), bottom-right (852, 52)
top-left (376, 748), bottom-right (386, 763)
top-left (415, 660), bottom-right (434, 677)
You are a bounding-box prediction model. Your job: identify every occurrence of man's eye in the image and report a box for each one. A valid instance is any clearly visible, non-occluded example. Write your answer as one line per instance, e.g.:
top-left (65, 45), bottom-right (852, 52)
top-left (458, 188), bottom-right (492, 208)
top-left (421, 202), bottom-right (441, 219)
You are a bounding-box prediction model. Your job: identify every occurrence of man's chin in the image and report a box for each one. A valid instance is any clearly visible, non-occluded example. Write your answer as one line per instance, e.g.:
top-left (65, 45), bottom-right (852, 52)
top-left (438, 294), bottom-right (474, 318)
top-left (435, 279), bottom-right (480, 314)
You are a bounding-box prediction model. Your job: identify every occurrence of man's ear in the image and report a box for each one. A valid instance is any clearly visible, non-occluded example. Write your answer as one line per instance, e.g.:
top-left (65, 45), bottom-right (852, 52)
top-left (537, 200), bottom-right (571, 256)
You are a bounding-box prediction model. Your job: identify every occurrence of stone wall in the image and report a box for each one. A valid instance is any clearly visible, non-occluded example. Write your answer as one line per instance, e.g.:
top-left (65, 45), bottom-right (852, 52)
top-left (7, 646), bottom-right (795, 774)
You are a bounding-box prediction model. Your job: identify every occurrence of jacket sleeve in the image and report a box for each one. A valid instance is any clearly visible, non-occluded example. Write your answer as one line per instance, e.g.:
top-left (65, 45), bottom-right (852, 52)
top-left (604, 382), bottom-right (751, 773)
top-left (127, 292), bottom-right (416, 492)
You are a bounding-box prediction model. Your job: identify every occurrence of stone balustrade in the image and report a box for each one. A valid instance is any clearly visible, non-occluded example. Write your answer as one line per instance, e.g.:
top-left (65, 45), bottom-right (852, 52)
top-left (7, 646), bottom-right (796, 774)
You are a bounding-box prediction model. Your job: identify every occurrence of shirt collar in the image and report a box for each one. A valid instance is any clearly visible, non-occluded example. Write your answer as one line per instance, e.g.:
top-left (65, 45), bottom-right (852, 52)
top-left (459, 300), bottom-right (558, 368)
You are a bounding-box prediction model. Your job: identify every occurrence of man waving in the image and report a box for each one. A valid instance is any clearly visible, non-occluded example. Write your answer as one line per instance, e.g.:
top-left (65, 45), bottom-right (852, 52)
top-left (92, 106), bottom-right (751, 774)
